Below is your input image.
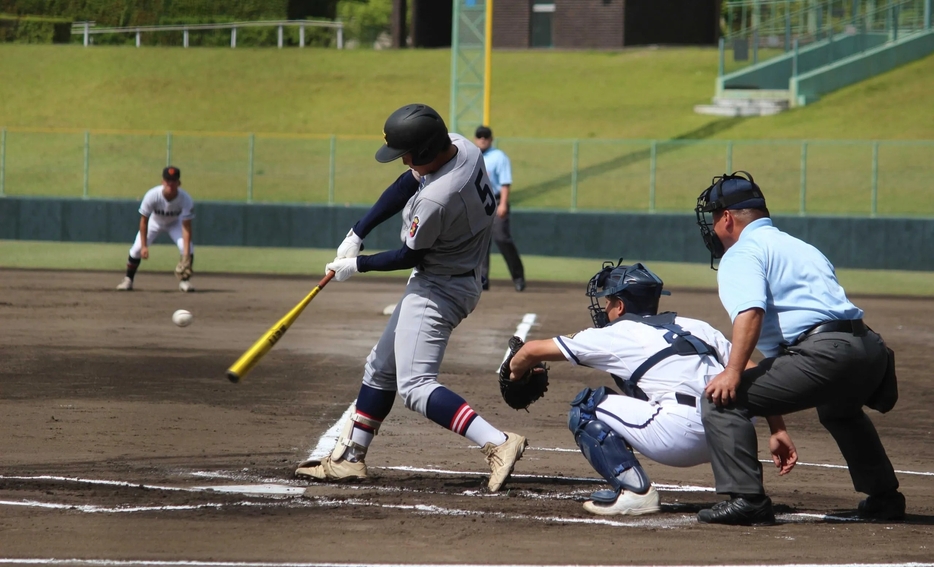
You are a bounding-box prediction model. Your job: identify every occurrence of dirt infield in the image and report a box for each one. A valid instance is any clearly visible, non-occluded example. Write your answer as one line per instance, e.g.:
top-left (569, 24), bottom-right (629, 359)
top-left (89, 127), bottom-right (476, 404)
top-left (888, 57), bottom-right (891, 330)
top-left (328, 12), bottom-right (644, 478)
top-left (1, 269), bottom-right (932, 565)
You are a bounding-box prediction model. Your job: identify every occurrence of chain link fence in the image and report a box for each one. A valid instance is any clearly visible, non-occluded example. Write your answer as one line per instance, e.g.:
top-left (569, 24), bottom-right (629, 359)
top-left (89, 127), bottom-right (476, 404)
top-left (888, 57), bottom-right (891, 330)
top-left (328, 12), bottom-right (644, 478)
top-left (1, 128), bottom-right (931, 217)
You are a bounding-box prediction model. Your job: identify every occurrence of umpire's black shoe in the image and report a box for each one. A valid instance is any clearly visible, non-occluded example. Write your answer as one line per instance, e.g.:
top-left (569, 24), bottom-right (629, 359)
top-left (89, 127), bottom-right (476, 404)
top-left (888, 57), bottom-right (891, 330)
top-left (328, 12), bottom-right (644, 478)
top-left (514, 278), bottom-right (526, 292)
top-left (858, 490), bottom-right (905, 521)
top-left (697, 496), bottom-right (776, 526)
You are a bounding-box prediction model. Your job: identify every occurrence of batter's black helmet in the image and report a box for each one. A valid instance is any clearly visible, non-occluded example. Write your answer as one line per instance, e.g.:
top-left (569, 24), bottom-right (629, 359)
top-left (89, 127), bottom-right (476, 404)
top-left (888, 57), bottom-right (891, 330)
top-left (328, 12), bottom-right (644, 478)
top-left (586, 259), bottom-right (670, 327)
top-left (375, 104), bottom-right (450, 166)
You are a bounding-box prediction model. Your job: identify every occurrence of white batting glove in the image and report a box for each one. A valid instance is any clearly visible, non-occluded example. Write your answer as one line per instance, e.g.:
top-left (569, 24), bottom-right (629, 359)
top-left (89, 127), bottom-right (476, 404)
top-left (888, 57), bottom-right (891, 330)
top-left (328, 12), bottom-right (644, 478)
top-left (326, 257), bottom-right (359, 282)
top-left (336, 228), bottom-right (364, 259)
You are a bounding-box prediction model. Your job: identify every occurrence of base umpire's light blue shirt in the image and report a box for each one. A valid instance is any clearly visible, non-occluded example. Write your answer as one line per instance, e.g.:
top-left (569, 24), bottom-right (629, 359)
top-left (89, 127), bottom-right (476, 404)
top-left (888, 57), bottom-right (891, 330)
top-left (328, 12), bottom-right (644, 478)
top-left (717, 218), bottom-right (863, 358)
top-left (481, 148), bottom-right (512, 197)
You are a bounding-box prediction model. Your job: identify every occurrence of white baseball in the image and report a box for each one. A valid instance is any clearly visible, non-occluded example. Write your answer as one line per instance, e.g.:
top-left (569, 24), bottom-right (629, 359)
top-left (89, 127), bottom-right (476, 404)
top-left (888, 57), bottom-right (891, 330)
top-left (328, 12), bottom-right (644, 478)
top-left (172, 309), bottom-right (193, 327)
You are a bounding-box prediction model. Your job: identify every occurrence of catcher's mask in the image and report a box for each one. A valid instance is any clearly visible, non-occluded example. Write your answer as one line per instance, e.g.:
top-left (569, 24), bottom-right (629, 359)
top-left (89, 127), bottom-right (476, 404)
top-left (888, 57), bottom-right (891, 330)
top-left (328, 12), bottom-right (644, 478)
top-left (585, 259), bottom-right (670, 328)
top-left (375, 104), bottom-right (451, 166)
top-left (695, 171), bottom-right (767, 270)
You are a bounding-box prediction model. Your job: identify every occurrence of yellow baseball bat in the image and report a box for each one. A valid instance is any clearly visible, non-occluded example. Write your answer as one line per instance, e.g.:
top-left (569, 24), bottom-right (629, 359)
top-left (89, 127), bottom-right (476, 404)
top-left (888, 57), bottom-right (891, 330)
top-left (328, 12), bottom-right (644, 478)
top-left (226, 271), bottom-right (335, 383)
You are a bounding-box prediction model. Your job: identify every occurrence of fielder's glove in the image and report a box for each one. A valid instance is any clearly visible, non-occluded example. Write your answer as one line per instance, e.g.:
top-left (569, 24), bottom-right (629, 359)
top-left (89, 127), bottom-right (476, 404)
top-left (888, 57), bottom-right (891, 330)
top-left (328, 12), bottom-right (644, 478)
top-left (498, 335), bottom-right (549, 411)
top-left (326, 257), bottom-right (359, 282)
top-left (336, 228), bottom-right (364, 259)
top-left (175, 254), bottom-right (193, 281)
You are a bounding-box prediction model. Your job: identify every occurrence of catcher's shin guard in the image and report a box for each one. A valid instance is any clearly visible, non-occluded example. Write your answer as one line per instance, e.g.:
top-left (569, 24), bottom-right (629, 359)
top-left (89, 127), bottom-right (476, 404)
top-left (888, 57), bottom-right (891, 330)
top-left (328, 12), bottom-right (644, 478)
top-left (568, 387), bottom-right (651, 495)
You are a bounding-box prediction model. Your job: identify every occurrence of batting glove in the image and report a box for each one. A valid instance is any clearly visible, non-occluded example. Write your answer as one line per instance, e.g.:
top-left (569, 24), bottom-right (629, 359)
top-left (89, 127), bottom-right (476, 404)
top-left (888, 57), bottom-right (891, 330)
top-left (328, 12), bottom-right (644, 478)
top-left (336, 228), bottom-right (364, 259)
top-left (326, 257), bottom-right (359, 282)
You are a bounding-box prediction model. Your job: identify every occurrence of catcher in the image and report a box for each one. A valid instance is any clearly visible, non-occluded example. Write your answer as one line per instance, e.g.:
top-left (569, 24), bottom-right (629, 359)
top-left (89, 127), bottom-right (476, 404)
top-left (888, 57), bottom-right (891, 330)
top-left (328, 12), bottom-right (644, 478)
top-left (501, 260), bottom-right (798, 517)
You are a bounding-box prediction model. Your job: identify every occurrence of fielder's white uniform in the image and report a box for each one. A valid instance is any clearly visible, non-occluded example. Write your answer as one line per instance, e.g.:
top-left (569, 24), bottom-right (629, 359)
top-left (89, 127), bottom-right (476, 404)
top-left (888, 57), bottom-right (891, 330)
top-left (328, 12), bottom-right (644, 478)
top-left (129, 186), bottom-right (196, 257)
top-left (555, 315), bottom-right (732, 467)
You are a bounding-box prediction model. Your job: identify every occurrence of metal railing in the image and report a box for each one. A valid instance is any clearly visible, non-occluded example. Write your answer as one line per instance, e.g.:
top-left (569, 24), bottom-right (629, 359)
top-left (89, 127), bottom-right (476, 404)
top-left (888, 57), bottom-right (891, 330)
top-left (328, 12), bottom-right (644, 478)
top-left (1, 128), bottom-right (933, 217)
top-left (72, 19), bottom-right (344, 49)
top-left (721, 0), bottom-right (931, 69)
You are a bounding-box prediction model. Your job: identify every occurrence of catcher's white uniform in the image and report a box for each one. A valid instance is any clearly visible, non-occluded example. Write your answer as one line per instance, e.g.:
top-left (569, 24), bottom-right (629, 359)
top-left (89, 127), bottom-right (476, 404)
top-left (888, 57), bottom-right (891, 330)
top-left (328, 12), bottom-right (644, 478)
top-left (555, 314), bottom-right (732, 467)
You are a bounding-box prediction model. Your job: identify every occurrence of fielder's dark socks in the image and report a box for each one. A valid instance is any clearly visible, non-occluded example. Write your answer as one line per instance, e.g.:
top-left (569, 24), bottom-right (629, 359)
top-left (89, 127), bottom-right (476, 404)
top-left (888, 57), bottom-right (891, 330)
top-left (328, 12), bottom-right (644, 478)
top-left (126, 256), bottom-right (141, 279)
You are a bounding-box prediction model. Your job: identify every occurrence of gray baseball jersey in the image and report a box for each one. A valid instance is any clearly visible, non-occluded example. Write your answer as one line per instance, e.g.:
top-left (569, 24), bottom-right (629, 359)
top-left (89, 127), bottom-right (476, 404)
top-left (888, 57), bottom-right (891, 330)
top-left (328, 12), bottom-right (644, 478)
top-left (362, 133), bottom-right (497, 415)
top-left (401, 134), bottom-right (495, 275)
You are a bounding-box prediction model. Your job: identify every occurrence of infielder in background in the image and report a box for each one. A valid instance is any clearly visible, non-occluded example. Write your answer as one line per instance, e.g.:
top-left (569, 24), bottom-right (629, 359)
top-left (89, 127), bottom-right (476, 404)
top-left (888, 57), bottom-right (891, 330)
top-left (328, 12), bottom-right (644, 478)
top-left (116, 166), bottom-right (195, 292)
top-left (474, 126), bottom-right (525, 292)
top-left (507, 260), bottom-right (797, 516)
top-left (295, 104), bottom-right (528, 492)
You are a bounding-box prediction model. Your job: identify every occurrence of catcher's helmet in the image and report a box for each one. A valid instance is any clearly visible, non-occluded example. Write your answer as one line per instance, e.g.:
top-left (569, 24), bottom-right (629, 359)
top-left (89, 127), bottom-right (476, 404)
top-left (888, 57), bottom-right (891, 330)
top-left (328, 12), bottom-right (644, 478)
top-left (586, 259), bottom-right (670, 327)
top-left (694, 171), bottom-right (768, 268)
top-left (375, 104), bottom-right (450, 166)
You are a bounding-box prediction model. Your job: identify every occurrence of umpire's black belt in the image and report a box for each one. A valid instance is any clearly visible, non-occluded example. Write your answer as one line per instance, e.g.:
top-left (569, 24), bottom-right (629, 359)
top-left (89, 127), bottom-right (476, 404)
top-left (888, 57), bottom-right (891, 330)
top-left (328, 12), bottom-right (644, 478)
top-left (792, 318), bottom-right (867, 346)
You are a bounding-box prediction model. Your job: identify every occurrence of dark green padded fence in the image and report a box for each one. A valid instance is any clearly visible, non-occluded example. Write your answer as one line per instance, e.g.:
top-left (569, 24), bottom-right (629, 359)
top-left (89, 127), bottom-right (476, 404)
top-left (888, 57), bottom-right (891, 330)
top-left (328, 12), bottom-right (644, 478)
top-left (2, 197), bottom-right (933, 271)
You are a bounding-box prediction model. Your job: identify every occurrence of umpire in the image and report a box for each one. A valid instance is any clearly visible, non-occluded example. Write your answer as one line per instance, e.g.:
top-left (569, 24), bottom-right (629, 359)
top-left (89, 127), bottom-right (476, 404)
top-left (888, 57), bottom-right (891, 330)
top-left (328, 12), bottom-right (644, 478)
top-left (693, 171), bottom-right (903, 525)
top-left (475, 126), bottom-right (526, 292)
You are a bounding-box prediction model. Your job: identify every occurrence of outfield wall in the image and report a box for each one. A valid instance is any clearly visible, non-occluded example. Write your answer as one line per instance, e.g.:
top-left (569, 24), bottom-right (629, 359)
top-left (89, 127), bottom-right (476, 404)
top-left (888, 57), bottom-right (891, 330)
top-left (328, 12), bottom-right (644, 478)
top-left (1, 197), bottom-right (932, 271)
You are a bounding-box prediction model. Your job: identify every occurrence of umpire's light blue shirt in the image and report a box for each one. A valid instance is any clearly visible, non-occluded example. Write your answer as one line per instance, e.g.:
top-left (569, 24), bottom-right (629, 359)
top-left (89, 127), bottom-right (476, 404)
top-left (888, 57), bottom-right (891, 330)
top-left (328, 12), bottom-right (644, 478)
top-left (481, 148), bottom-right (512, 196)
top-left (717, 217), bottom-right (863, 358)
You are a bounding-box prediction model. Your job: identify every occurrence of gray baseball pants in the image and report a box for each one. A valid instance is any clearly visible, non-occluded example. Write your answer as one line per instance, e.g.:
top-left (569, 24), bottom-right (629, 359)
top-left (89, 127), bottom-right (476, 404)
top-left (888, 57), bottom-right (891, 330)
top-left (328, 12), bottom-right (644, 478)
top-left (361, 270), bottom-right (481, 416)
top-left (701, 329), bottom-right (899, 496)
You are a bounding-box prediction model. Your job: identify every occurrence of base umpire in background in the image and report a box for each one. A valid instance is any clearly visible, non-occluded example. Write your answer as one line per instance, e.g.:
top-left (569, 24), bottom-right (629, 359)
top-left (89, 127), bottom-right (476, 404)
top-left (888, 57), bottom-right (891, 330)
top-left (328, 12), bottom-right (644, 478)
top-left (474, 126), bottom-right (525, 292)
top-left (693, 171), bottom-right (903, 525)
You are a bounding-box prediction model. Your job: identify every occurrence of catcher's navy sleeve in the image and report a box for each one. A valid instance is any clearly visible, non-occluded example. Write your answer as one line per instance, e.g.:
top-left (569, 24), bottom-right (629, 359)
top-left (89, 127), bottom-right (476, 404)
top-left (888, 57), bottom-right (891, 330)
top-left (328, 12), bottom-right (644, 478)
top-left (353, 171), bottom-right (420, 238)
top-left (356, 244), bottom-right (428, 273)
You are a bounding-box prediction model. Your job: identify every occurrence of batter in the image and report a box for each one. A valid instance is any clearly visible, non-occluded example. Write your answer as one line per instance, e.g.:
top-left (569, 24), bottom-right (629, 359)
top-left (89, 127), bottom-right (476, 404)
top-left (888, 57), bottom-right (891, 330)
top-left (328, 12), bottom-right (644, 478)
top-left (295, 104), bottom-right (528, 492)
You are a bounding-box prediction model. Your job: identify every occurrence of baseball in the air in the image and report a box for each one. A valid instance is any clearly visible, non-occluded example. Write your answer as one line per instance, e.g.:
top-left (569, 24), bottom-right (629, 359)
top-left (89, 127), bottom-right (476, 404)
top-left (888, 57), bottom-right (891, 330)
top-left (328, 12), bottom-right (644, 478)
top-left (172, 309), bottom-right (193, 327)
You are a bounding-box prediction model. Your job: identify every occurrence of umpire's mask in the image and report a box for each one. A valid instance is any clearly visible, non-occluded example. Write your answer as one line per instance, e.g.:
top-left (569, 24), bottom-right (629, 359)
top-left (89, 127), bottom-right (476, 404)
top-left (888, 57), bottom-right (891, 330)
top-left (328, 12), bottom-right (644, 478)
top-left (694, 171), bottom-right (767, 270)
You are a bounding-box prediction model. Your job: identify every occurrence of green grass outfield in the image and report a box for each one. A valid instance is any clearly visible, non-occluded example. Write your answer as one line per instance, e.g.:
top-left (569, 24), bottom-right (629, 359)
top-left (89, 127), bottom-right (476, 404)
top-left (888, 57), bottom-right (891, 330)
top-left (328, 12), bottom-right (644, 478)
top-left (3, 240), bottom-right (934, 297)
top-left (1, 46), bottom-right (933, 215)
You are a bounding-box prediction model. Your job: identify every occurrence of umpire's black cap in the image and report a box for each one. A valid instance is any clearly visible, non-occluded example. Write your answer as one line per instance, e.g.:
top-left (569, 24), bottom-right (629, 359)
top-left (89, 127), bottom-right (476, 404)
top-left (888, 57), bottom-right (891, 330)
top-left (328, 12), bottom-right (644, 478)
top-left (475, 125), bottom-right (493, 139)
top-left (163, 166), bottom-right (181, 181)
top-left (698, 171), bottom-right (766, 212)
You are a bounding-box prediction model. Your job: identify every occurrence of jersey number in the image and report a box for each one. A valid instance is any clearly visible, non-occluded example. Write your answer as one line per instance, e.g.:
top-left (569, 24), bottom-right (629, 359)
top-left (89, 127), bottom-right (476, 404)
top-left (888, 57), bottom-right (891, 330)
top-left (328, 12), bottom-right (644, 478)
top-left (474, 171), bottom-right (496, 216)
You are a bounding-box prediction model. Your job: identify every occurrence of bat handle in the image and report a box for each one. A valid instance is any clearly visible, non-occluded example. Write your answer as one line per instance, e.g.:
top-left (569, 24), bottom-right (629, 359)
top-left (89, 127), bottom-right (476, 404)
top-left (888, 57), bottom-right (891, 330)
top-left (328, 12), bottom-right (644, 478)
top-left (319, 270), bottom-right (335, 288)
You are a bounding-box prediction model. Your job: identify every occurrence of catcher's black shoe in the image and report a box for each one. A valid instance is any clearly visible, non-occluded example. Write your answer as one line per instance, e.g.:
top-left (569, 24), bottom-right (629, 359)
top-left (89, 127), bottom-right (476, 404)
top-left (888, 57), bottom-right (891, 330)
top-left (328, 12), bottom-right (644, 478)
top-left (697, 496), bottom-right (776, 526)
top-left (858, 490), bottom-right (905, 521)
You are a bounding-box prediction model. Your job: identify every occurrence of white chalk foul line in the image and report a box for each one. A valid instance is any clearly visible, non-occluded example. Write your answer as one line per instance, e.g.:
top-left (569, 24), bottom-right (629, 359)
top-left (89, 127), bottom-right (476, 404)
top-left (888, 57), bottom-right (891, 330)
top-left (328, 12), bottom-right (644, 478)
top-left (5, 562), bottom-right (930, 567)
top-left (499, 313), bottom-right (537, 372)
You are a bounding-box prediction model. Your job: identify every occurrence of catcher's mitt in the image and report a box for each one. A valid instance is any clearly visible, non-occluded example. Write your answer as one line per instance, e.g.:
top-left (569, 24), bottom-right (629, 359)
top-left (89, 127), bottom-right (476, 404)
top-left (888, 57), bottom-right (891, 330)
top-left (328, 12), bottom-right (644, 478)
top-left (498, 335), bottom-right (549, 411)
top-left (175, 255), bottom-right (193, 281)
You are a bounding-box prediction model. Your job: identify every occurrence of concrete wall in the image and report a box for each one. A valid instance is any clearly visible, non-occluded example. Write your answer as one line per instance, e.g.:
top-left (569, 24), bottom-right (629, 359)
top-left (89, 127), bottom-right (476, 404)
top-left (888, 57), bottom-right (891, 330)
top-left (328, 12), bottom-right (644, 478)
top-left (3, 197), bottom-right (934, 271)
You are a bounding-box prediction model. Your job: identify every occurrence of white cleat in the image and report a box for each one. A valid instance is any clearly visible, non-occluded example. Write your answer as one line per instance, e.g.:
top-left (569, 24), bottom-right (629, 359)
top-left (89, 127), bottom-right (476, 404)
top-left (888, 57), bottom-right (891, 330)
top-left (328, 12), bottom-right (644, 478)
top-left (295, 456), bottom-right (367, 481)
top-left (116, 277), bottom-right (133, 291)
top-left (482, 432), bottom-right (528, 492)
top-left (178, 280), bottom-right (193, 292)
top-left (583, 485), bottom-right (661, 516)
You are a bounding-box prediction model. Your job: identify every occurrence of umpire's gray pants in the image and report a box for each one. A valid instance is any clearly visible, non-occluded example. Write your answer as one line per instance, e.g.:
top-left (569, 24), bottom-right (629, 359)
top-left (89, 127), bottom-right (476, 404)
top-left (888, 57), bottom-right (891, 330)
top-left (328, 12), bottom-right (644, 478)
top-left (361, 270), bottom-right (481, 416)
top-left (701, 329), bottom-right (899, 496)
